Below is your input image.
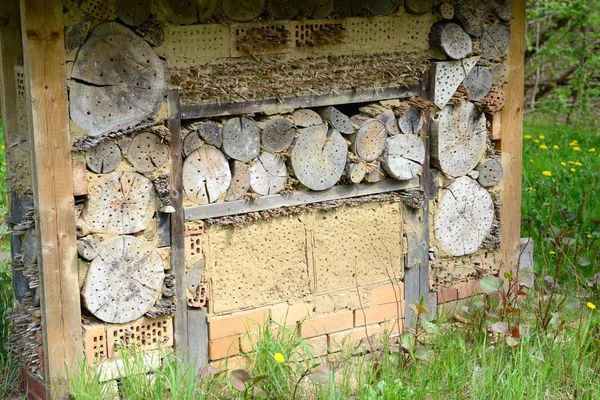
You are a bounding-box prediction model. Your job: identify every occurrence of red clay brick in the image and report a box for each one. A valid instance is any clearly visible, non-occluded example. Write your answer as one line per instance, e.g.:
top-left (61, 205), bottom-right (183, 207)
top-left (72, 160), bottom-right (88, 196)
top-left (208, 309), bottom-right (269, 339)
top-left (305, 335), bottom-right (329, 357)
top-left (370, 284), bottom-right (404, 305)
top-left (458, 280), bottom-right (482, 299)
top-left (328, 324), bottom-right (382, 353)
top-left (354, 302), bottom-right (404, 326)
top-left (270, 303), bottom-right (312, 326)
top-left (437, 287), bottom-right (459, 303)
top-left (380, 319), bottom-right (404, 335)
top-left (299, 311), bottom-right (354, 338)
top-left (209, 335), bottom-right (241, 360)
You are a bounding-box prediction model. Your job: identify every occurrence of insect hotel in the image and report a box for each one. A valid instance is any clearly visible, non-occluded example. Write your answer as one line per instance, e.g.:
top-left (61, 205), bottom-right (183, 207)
top-left (0, 0), bottom-right (524, 398)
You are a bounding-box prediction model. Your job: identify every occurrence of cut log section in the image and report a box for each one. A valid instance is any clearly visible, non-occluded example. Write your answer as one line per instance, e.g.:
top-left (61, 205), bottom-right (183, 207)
top-left (292, 109), bottom-right (322, 127)
top-left (429, 21), bottom-right (473, 60)
top-left (434, 176), bottom-right (494, 256)
top-left (481, 24), bottom-right (511, 60)
top-left (366, 0), bottom-right (401, 16)
top-left (435, 3), bottom-right (454, 19)
top-left (480, 86), bottom-right (506, 113)
top-left (463, 66), bottom-right (493, 101)
top-left (221, 0), bottom-right (266, 21)
top-left (491, 63), bottom-right (508, 86)
top-left (334, 0), bottom-right (367, 17)
top-left (303, 0), bottom-right (334, 18)
top-left (116, 0), bottom-right (151, 26)
top-left (70, 22), bottom-right (167, 137)
top-left (290, 125), bottom-right (348, 191)
top-left (404, 0), bottom-right (433, 14)
top-left (493, 0), bottom-right (512, 21)
top-left (80, 171), bottom-right (156, 235)
top-left (454, 0), bottom-right (494, 37)
top-left (80, 0), bottom-right (118, 20)
top-left (377, 109), bottom-right (401, 136)
top-left (345, 162), bottom-right (366, 184)
top-left (127, 131), bottom-right (169, 173)
top-left (431, 100), bottom-right (487, 178)
top-left (65, 15), bottom-right (95, 53)
top-left (156, 0), bottom-right (198, 24)
top-left (225, 161), bottom-right (250, 201)
top-left (270, 0), bottom-right (302, 19)
top-left (222, 117), bottom-right (261, 162)
top-left (77, 238), bottom-right (102, 261)
top-left (81, 236), bottom-right (165, 324)
top-left (198, 0), bottom-right (220, 21)
top-left (382, 134), bottom-right (425, 180)
top-left (431, 57), bottom-right (479, 110)
top-left (318, 106), bottom-right (355, 134)
top-left (262, 118), bottom-right (296, 153)
top-left (85, 140), bottom-right (121, 174)
top-left (182, 131), bottom-right (201, 157)
top-left (364, 162), bottom-right (386, 183)
top-left (350, 119), bottom-right (387, 162)
top-left (183, 147), bottom-right (232, 204)
top-left (249, 152), bottom-right (289, 195)
top-left (475, 159), bottom-right (503, 187)
top-left (196, 121), bottom-right (222, 148)
top-left (397, 105), bottom-right (424, 134)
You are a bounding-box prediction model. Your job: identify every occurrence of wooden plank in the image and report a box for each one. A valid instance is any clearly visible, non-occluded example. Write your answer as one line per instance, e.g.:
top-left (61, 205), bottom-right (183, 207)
top-left (167, 91), bottom-right (188, 353)
top-left (185, 177), bottom-right (420, 221)
top-left (180, 84), bottom-right (421, 120)
top-left (187, 307), bottom-right (209, 372)
top-left (19, 0), bottom-right (82, 396)
top-left (499, 0), bottom-right (525, 269)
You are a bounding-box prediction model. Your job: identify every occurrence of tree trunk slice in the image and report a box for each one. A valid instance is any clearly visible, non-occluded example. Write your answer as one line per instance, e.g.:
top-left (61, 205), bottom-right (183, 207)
top-left (262, 118), bottom-right (296, 153)
top-left (81, 236), bottom-right (165, 324)
top-left (221, 0), bottom-right (266, 21)
top-left (366, 0), bottom-right (401, 16)
top-left (290, 125), bottom-right (348, 191)
top-left (404, 0), bottom-right (433, 14)
top-left (382, 134), bottom-right (425, 180)
top-left (364, 162), bottom-right (386, 183)
top-left (198, 0), bottom-right (220, 21)
top-left (127, 131), bottom-right (169, 173)
top-left (81, 171), bottom-right (156, 235)
top-left (493, 0), bottom-right (512, 21)
top-left (376, 109), bottom-right (401, 136)
top-left (183, 147), bottom-right (232, 204)
top-left (345, 162), bottom-right (366, 184)
top-left (77, 238), bottom-right (103, 261)
top-left (65, 15), bottom-right (95, 53)
top-left (429, 21), bottom-right (473, 60)
top-left (225, 160), bottom-right (250, 201)
top-left (116, 0), bottom-right (151, 26)
top-left (70, 22), bottom-right (167, 137)
top-left (434, 176), bottom-right (494, 256)
top-left (480, 86), bottom-right (506, 113)
top-left (491, 63), bottom-right (508, 86)
top-left (481, 24), bottom-right (511, 60)
top-left (435, 3), bottom-right (454, 19)
top-left (475, 158), bottom-right (503, 187)
top-left (318, 106), bottom-right (355, 134)
top-left (156, 0), bottom-right (198, 24)
top-left (292, 109), bottom-right (322, 127)
top-left (431, 100), bottom-right (487, 178)
top-left (350, 119), bottom-right (387, 162)
top-left (303, 0), bottom-right (334, 18)
top-left (334, 0), bottom-right (367, 17)
top-left (454, 0), bottom-right (494, 37)
top-left (397, 105), bottom-right (424, 134)
top-left (463, 66), bottom-right (492, 101)
top-left (431, 57), bottom-right (480, 109)
top-left (270, 0), bottom-right (303, 20)
top-left (183, 131), bottom-right (201, 157)
top-left (222, 117), bottom-right (261, 162)
top-left (80, 0), bottom-right (118, 20)
top-left (195, 121), bottom-right (222, 148)
top-left (249, 152), bottom-right (289, 195)
top-left (86, 140), bottom-right (122, 174)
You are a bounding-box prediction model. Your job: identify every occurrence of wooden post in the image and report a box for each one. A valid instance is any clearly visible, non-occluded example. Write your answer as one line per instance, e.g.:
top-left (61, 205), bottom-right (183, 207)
top-left (19, 0), bottom-right (82, 397)
top-left (499, 0), bottom-right (525, 269)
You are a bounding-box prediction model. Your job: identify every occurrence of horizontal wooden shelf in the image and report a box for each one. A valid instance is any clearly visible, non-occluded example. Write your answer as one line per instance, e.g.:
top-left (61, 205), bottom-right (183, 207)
top-left (180, 84), bottom-right (421, 120)
top-left (184, 176), bottom-right (420, 221)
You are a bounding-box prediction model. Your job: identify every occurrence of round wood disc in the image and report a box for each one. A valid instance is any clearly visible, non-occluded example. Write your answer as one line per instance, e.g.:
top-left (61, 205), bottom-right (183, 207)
top-left (345, 162), bottom-right (366, 184)
top-left (221, 0), bottom-right (266, 21)
top-left (482, 24), bottom-right (511, 60)
top-left (351, 119), bottom-right (387, 162)
top-left (382, 134), bottom-right (425, 180)
top-left (334, 0), bottom-right (367, 17)
top-left (303, 0), bottom-right (334, 18)
top-left (463, 66), bottom-right (493, 101)
top-left (225, 160), bottom-right (250, 201)
top-left (81, 171), bottom-right (156, 235)
top-left (127, 131), bottom-right (169, 173)
top-left (262, 118), bottom-right (296, 153)
top-left (183, 147), bottom-right (232, 204)
top-left (182, 131), bottom-right (201, 157)
top-left (404, 0), bottom-right (433, 14)
top-left (432, 100), bottom-right (487, 178)
top-left (475, 158), bottom-right (503, 187)
top-left (377, 109), bottom-right (401, 136)
top-left (198, 0), bottom-right (220, 21)
top-left (292, 109), bottom-right (322, 127)
top-left (429, 21), bottom-right (473, 60)
top-left (86, 140), bottom-right (122, 174)
top-left (290, 125), bottom-right (348, 191)
top-left (196, 121), bottom-right (222, 148)
top-left (222, 117), bottom-right (261, 162)
top-left (270, 0), bottom-right (302, 19)
top-left (397, 105), bottom-right (424, 134)
top-left (249, 152), bottom-right (289, 196)
top-left (82, 236), bottom-right (165, 324)
top-left (116, 0), bottom-right (151, 26)
top-left (156, 0), bottom-right (198, 24)
top-left (366, 0), bottom-right (401, 15)
top-left (454, 0), bottom-right (494, 37)
top-left (434, 177), bottom-right (494, 256)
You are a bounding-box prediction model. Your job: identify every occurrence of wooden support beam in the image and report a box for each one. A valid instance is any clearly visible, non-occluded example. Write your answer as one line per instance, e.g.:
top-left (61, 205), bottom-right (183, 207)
top-left (499, 0), bottom-right (525, 269)
top-left (19, 0), bottom-right (82, 397)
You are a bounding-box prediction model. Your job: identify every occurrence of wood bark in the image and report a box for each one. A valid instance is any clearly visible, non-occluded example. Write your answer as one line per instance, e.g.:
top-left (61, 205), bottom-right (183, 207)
top-left (431, 100), bottom-right (487, 178)
top-left (463, 66), bottom-right (493, 101)
top-left (303, 0), bottom-right (334, 18)
top-left (429, 21), bottom-right (473, 60)
top-left (81, 236), bottom-right (165, 324)
top-left (382, 134), bottom-right (425, 180)
top-left (222, 117), bottom-right (261, 162)
top-left (345, 162), bottom-right (366, 184)
top-left (182, 131), bottom-right (201, 157)
top-left (290, 125), bottom-right (348, 191)
top-left (116, 0), bottom-right (150, 26)
top-left (270, 0), bottom-right (303, 20)
top-left (397, 105), bottom-right (424, 134)
top-left (85, 140), bottom-right (122, 174)
top-left (81, 171), bottom-right (156, 235)
top-left (225, 160), bottom-right (250, 201)
top-left (261, 117), bottom-right (296, 153)
top-left (127, 131), bottom-right (169, 173)
top-left (70, 22), bottom-right (167, 137)
top-left (195, 121), bottom-right (222, 148)
top-left (183, 147), bottom-right (232, 204)
top-left (454, 0), bottom-right (494, 37)
top-left (434, 176), bottom-right (494, 256)
top-left (404, 0), bottom-right (433, 14)
top-left (366, 0), bottom-right (401, 16)
top-left (318, 106), bottom-right (355, 134)
top-left (475, 158), bottom-right (503, 187)
top-left (292, 109), bottom-right (323, 127)
top-left (481, 24), bottom-right (511, 60)
top-left (156, 0), bottom-right (198, 24)
top-left (249, 152), bottom-right (289, 195)
top-left (350, 119), bottom-right (387, 162)
top-left (221, 0), bottom-right (266, 21)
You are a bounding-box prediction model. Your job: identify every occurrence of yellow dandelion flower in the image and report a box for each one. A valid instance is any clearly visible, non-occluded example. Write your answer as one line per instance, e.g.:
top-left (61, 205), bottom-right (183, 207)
top-left (273, 352), bottom-right (285, 364)
top-left (574, 162), bottom-right (583, 167)
top-left (530, 159), bottom-right (535, 163)
top-left (529, 187), bottom-right (535, 191)
top-left (524, 135), bottom-right (532, 139)
top-left (569, 161), bottom-right (576, 165)
top-left (1, 145), bottom-right (4, 150)
top-left (571, 168), bottom-right (576, 172)
top-left (587, 302), bottom-right (596, 310)
top-left (534, 139), bottom-right (540, 143)
top-left (589, 148), bottom-right (596, 152)
top-left (553, 145), bottom-right (559, 149)
top-left (539, 144), bottom-right (548, 150)
top-left (561, 162), bottom-right (566, 166)
top-left (542, 171), bottom-right (552, 177)
top-left (587, 234), bottom-right (592, 239)
top-left (570, 140), bottom-right (578, 145)
top-left (574, 147), bottom-right (581, 151)
top-left (539, 135), bottom-right (545, 139)
top-left (549, 251), bottom-right (556, 255)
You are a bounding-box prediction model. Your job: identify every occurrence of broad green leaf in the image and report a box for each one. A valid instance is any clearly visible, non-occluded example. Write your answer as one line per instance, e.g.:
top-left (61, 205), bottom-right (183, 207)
top-left (480, 276), bottom-right (504, 295)
top-left (230, 369), bottom-right (252, 391)
top-left (578, 256), bottom-right (591, 267)
top-left (518, 267), bottom-right (535, 288)
top-left (400, 332), bottom-right (415, 351)
top-left (506, 336), bottom-right (521, 347)
top-left (414, 346), bottom-right (429, 362)
top-left (491, 321), bottom-right (509, 334)
top-left (563, 297), bottom-right (580, 310)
